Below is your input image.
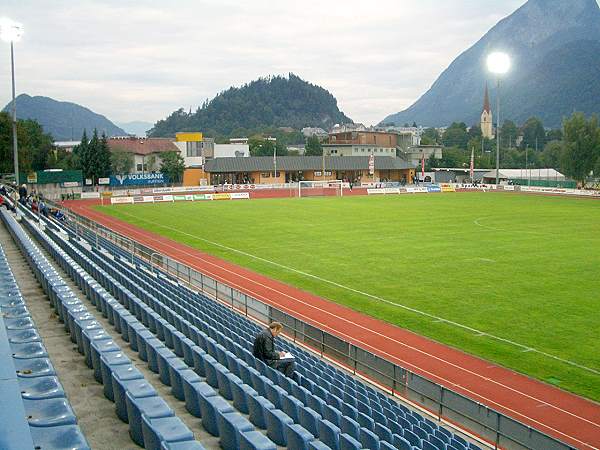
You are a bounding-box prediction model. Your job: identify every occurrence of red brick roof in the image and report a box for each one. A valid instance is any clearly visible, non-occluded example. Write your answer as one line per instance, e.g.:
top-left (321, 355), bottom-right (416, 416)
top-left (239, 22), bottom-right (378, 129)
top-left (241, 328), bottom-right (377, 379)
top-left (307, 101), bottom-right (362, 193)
top-left (107, 137), bottom-right (178, 155)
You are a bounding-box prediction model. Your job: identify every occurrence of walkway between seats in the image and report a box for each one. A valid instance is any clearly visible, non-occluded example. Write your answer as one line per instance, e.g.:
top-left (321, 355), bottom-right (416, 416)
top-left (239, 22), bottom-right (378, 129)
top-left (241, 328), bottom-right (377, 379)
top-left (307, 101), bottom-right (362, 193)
top-left (65, 200), bottom-right (600, 450)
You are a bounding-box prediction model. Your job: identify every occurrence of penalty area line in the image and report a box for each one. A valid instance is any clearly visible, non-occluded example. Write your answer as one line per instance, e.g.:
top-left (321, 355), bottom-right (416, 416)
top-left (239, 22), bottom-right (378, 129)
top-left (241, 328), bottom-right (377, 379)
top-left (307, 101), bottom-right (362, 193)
top-left (115, 209), bottom-right (600, 377)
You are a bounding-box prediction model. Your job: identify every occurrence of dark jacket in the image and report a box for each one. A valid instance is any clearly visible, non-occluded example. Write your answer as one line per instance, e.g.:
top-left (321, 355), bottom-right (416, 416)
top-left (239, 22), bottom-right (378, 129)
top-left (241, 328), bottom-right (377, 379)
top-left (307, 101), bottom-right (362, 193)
top-left (252, 328), bottom-right (279, 363)
top-left (18, 186), bottom-right (27, 199)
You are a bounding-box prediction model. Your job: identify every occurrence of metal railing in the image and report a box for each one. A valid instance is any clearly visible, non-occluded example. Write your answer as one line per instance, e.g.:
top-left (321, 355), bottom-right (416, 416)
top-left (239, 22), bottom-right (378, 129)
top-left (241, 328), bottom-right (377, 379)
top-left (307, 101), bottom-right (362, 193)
top-left (55, 203), bottom-right (575, 450)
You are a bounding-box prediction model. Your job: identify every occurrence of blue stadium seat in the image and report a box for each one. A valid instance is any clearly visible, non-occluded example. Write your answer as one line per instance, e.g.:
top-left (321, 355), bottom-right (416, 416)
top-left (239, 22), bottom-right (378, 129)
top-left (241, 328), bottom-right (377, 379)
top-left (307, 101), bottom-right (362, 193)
top-left (239, 430), bottom-right (277, 450)
top-left (286, 423), bottom-right (316, 450)
top-left (247, 394), bottom-right (275, 429)
top-left (339, 433), bottom-right (362, 450)
top-left (23, 397), bottom-right (77, 428)
top-left (340, 415), bottom-right (361, 440)
top-left (360, 427), bottom-right (380, 449)
top-left (125, 393), bottom-right (174, 446)
top-left (299, 406), bottom-right (322, 437)
top-left (29, 424), bottom-right (91, 450)
top-left (319, 419), bottom-right (341, 450)
top-left (199, 394), bottom-right (234, 436)
top-left (113, 376), bottom-right (157, 423)
top-left (216, 411), bottom-right (255, 450)
top-left (265, 408), bottom-right (293, 446)
top-left (19, 376), bottom-right (65, 400)
top-left (141, 415), bottom-right (194, 450)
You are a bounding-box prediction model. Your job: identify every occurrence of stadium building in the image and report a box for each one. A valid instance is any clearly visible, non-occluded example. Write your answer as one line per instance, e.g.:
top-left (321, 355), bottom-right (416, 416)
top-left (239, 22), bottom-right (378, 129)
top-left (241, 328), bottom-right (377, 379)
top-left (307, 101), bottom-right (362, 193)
top-left (203, 156), bottom-right (416, 184)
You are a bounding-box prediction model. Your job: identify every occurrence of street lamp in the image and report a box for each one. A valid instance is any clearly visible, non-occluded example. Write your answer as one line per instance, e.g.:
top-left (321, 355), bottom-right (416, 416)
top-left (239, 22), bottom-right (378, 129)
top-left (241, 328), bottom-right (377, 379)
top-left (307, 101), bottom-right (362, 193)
top-left (1, 17), bottom-right (24, 193)
top-left (486, 51), bottom-right (510, 186)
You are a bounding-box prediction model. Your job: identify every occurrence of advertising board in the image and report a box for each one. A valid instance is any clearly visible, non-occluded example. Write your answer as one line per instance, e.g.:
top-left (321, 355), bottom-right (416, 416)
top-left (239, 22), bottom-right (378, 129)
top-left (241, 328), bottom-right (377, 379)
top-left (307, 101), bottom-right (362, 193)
top-left (109, 173), bottom-right (169, 187)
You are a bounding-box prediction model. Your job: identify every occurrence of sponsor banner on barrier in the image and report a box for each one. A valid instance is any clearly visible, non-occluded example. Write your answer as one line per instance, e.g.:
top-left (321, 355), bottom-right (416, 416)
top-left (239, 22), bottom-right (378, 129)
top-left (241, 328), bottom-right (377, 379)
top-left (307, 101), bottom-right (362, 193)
top-left (110, 173), bottom-right (169, 187)
top-left (110, 197), bottom-right (134, 204)
top-left (80, 192), bottom-right (100, 199)
top-left (98, 177), bottom-right (110, 185)
top-left (427, 185), bottom-right (442, 193)
top-left (152, 186), bottom-right (215, 194)
top-left (132, 196), bottom-right (144, 203)
top-left (173, 195), bottom-right (186, 201)
top-left (193, 194), bottom-right (211, 201)
top-left (406, 187), bottom-right (428, 193)
top-left (503, 185), bottom-right (515, 191)
top-left (212, 193), bottom-right (231, 200)
top-left (142, 196), bottom-right (154, 203)
top-left (367, 188), bottom-right (400, 195)
top-left (230, 192), bottom-right (250, 199)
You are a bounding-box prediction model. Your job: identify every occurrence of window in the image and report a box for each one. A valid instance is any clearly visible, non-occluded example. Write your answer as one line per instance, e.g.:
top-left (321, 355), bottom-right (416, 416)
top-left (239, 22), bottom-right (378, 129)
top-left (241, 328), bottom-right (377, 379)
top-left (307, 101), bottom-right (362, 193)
top-left (186, 141), bottom-right (201, 157)
top-left (261, 173), bottom-right (270, 178)
top-left (324, 171), bottom-right (332, 176)
top-left (136, 164), bottom-right (143, 171)
top-left (314, 171), bottom-right (322, 177)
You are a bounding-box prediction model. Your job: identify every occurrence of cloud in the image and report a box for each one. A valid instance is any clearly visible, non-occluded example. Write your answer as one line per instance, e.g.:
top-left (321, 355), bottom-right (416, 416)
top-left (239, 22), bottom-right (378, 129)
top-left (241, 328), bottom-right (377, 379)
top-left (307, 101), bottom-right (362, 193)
top-left (1, 0), bottom-right (536, 127)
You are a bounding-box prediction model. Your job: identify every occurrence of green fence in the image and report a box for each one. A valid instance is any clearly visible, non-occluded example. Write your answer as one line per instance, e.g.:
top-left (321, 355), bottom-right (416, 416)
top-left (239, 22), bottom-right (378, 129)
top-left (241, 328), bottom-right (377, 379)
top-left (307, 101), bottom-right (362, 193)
top-left (510, 178), bottom-right (577, 189)
top-left (19, 170), bottom-right (83, 185)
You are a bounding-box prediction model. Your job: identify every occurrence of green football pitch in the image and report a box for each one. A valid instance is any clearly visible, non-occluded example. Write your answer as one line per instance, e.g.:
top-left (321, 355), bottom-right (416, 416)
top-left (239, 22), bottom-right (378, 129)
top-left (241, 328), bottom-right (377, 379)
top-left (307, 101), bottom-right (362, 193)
top-left (96, 192), bottom-right (600, 401)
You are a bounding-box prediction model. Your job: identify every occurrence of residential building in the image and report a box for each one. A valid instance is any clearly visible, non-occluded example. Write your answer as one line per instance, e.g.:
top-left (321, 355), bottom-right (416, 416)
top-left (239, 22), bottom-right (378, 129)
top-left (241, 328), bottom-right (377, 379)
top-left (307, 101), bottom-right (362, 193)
top-left (107, 136), bottom-right (178, 174)
top-left (330, 123), bottom-right (367, 133)
top-left (301, 127), bottom-right (328, 138)
top-left (401, 145), bottom-right (443, 167)
top-left (52, 141), bottom-right (80, 153)
top-left (324, 130), bottom-right (414, 157)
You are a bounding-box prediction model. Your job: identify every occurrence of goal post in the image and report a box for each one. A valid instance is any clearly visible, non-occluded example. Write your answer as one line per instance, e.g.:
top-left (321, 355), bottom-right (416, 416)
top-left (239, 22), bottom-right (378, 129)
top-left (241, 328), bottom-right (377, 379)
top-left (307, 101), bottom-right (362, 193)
top-left (298, 180), bottom-right (344, 198)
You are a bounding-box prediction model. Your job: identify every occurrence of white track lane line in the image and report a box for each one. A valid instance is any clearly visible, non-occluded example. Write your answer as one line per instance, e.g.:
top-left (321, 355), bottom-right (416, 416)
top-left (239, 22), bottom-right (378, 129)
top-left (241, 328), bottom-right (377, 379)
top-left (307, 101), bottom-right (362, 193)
top-left (80, 207), bottom-right (600, 449)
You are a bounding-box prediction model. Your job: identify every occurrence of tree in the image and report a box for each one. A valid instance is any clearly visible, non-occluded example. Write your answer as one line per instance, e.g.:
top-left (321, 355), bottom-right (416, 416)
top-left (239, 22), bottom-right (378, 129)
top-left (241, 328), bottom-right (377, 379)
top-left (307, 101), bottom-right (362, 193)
top-left (560, 113), bottom-right (600, 186)
top-left (97, 132), bottom-right (112, 178)
top-left (160, 151), bottom-right (185, 184)
top-left (546, 128), bottom-right (563, 142)
top-left (304, 136), bottom-right (322, 156)
top-left (73, 130), bottom-right (90, 179)
top-left (500, 120), bottom-right (518, 148)
top-left (541, 141), bottom-right (563, 169)
top-left (468, 124), bottom-right (482, 140)
top-left (111, 148), bottom-right (134, 174)
top-left (442, 122), bottom-right (469, 149)
top-left (520, 117), bottom-right (546, 150)
top-left (422, 127), bottom-right (440, 144)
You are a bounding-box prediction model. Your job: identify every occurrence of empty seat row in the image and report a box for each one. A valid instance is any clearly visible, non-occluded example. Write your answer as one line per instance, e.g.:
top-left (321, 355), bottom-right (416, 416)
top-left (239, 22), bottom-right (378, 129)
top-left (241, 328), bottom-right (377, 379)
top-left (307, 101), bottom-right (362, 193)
top-left (38, 203), bottom-right (483, 450)
top-left (0, 210), bottom-right (89, 450)
top-left (19, 208), bottom-right (281, 450)
top-left (2, 209), bottom-right (200, 450)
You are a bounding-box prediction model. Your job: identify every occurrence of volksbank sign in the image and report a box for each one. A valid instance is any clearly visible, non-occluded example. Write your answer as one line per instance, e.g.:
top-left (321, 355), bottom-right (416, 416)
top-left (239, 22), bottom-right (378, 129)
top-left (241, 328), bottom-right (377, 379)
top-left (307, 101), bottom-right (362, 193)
top-left (109, 173), bottom-right (169, 186)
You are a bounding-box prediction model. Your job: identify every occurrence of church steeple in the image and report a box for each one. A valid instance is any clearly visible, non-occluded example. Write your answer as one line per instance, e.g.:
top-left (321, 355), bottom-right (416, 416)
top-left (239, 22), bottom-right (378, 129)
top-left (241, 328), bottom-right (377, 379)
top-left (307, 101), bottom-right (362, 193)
top-left (483, 83), bottom-right (491, 114)
top-left (481, 83), bottom-right (494, 139)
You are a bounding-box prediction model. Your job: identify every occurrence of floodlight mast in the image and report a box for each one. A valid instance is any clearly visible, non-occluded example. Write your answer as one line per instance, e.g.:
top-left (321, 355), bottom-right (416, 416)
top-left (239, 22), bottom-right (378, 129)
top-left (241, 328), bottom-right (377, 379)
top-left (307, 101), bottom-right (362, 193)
top-left (1, 18), bottom-right (24, 192)
top-left (486, 52), bottom-right (510, 186)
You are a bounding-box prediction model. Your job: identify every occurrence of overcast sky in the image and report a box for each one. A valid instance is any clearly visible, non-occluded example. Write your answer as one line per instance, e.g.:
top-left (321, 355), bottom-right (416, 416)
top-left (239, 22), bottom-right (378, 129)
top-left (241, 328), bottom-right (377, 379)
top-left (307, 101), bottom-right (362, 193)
top-left (1, 0), bottom-right (535, 126)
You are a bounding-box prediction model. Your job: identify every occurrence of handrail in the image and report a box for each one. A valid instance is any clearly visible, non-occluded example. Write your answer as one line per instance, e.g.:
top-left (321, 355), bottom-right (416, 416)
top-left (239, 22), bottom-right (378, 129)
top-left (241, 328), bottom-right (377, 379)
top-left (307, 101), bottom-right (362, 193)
top-left (53, 202), bottom-right (576, 450)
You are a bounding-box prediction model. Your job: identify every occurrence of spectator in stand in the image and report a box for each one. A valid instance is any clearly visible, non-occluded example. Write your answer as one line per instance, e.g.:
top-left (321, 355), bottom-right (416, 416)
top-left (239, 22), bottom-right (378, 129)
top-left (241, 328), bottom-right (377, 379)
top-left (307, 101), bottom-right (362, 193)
top-left (253, 322), bottom-right (297, 380)
top-left (18, 184), bottom-right (27, 205)
top-left (0, 184), bottom-right (7, 196)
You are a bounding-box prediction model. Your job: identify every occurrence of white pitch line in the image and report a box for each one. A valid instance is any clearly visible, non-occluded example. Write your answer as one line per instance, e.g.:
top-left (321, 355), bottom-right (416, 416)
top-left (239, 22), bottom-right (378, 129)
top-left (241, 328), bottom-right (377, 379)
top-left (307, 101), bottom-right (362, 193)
top-left (88, 209), bottom-right (600, 440)
top-left (115, 208), bottom-right (600, 377)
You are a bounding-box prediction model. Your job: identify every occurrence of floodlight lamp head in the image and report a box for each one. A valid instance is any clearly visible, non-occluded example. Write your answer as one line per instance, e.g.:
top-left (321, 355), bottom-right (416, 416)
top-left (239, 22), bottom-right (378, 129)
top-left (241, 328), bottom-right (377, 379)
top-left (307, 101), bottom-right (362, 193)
top-left (0, 17), bottom-right (24, 43)
top-left (486, 52), bottom-right (510, 75)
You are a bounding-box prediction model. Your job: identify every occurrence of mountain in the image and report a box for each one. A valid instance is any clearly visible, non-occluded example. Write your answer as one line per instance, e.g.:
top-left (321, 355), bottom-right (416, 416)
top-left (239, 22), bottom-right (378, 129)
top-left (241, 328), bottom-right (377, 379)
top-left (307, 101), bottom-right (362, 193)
top-left (116, 121), bottom-right (154, 137)
top-left (2, 94), bottom-right (127, 141)
top-left (381, 0), bottom-right (600, 128)
top-left (149, 73), bottom-right (352, 137)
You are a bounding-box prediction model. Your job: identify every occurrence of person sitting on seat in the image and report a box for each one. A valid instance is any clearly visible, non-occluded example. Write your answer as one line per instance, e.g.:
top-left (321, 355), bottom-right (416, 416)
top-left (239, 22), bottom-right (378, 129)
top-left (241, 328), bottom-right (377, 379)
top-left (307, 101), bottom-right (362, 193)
top-left (253, 322), bottom-right (296, 380)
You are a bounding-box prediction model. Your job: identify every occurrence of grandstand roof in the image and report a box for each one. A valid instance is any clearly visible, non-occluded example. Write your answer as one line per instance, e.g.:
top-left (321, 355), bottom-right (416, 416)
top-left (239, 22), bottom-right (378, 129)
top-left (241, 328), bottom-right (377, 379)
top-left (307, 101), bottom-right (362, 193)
top-left (204, 156), bottom-right (414, 173)
top-left (483, 169), bottom-right (566, 180)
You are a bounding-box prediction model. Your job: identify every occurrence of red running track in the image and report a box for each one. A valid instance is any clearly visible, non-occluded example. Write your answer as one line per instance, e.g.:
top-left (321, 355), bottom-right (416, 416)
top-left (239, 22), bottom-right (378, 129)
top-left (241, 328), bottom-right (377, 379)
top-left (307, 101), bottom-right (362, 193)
top-left (65, 198), bottom-right (600, 450)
